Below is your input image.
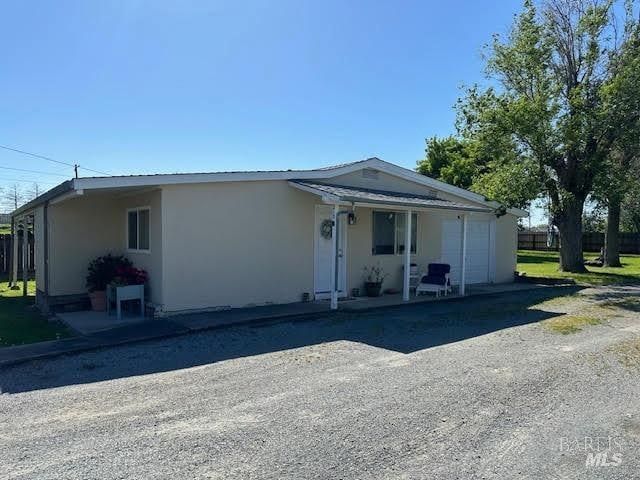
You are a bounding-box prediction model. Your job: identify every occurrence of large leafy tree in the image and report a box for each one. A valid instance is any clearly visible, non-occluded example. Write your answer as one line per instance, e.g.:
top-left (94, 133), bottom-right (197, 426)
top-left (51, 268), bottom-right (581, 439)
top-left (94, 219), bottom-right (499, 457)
top-left (595, 12), bottom-right (640, 266)
top-left (621, 188), bottom-right (640, 232)
top-left (417, 136), bottom-right (478, 189)
top-left (417, 135), bottom-right (540, 209)
top-left (458, 0), bottom-right (638, 272)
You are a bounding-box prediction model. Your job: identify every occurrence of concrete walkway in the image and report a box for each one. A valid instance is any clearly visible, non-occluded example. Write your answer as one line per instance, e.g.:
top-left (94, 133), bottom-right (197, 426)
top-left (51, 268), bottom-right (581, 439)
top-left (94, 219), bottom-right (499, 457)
top-left (0, 282), bottom-right (547, 368)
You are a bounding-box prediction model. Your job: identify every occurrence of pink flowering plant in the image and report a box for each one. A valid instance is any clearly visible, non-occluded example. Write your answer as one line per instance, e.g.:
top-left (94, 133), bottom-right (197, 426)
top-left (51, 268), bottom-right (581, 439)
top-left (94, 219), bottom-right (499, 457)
top-left (112, 265), bottom-right (148, 286)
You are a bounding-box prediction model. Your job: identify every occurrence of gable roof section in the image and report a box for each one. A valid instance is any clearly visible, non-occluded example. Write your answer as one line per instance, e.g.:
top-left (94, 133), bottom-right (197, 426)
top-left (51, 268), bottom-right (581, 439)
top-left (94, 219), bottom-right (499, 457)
top-left (12, 157), bottom-right (527, 217)
top-left (289, 181), bottom-right (493, 212)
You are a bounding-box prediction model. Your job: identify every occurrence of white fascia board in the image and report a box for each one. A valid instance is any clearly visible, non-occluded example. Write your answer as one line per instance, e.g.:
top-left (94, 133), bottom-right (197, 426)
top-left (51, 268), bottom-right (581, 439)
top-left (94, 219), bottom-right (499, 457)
top-left (49, 189), bottom-right (84, 205)
top-left (70, 158), bottom-right (528, 217)
top-left (72, 161), bottom-right (371, 191)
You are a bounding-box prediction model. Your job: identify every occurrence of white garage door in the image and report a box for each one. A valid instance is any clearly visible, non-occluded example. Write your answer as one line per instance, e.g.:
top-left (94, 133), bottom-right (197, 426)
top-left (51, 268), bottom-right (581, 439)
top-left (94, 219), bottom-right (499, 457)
top-left (441, 219), bottom-right (494, 285)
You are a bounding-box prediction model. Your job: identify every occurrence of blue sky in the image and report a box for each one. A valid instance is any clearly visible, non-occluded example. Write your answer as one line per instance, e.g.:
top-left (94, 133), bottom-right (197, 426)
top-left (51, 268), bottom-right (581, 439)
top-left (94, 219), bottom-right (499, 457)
top-left (1, 0), bottom-right (531, 210)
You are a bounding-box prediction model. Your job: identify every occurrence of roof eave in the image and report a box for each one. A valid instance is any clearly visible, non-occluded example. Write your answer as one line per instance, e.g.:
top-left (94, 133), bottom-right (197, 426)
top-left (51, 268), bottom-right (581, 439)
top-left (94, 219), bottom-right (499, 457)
top-left (344, 197), bottom-right (493, 213)
top-left (11, 180), bottom-right (75, 218)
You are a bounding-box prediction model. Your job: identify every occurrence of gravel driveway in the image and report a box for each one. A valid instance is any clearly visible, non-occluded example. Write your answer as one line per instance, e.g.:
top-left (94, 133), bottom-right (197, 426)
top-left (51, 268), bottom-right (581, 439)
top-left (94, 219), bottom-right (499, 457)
top-left (1, 286), bottom-right (640, 479)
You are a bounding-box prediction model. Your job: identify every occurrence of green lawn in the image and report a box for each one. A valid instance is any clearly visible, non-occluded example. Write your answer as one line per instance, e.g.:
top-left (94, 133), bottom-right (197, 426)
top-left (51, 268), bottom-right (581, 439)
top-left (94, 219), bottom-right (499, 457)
top-left (517, 250), bottom-right (640, 285)
top-left (0, 280), bottom-right (72, 348)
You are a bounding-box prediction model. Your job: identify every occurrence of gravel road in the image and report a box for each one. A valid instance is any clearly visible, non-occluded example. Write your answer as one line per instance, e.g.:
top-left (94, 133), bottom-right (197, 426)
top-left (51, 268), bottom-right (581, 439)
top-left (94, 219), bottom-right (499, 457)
top-left (1, 286), bottom-right (640, 479)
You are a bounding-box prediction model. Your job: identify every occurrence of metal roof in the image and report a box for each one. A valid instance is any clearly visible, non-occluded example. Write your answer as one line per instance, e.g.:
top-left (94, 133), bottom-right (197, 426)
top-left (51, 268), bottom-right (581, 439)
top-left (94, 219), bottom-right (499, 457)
top-left (289, 181), bottom-right (494, 213)
top-left (12, 157), bottom-right (525, 217)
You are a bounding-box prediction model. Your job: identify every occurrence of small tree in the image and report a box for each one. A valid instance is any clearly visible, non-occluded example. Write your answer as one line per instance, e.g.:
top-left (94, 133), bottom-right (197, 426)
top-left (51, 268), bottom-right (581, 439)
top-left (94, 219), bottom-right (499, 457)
top-left (3, 184), bottom-right (23, 211)
top-left (25, 183), bottom-right (42, 201)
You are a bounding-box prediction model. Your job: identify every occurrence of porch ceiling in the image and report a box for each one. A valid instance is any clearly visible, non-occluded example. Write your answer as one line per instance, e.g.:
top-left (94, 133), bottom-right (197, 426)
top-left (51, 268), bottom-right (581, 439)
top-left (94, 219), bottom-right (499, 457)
top-left (289, 180), bottom-right (494, 213)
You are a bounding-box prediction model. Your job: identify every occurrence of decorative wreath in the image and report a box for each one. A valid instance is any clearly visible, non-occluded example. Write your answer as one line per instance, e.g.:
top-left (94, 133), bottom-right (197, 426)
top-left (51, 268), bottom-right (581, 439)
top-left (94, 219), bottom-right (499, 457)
top-left (320, 219), bottom-right (333, 239)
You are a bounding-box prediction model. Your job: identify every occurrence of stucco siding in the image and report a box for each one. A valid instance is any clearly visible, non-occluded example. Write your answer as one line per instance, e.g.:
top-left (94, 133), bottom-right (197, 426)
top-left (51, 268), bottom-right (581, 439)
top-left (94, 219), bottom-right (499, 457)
top-left (161, 181), bottom-right (317, 312)
top-left (47, 190), bottom-right (164, 301)
top-left (494, 213), bottom-right (519, 283)
top-left (48, 194), bottom-right (124, 296)
top-left (116, 189), bottom-right (163, 304)
top-left (43, 171), bottom-right (518, 311)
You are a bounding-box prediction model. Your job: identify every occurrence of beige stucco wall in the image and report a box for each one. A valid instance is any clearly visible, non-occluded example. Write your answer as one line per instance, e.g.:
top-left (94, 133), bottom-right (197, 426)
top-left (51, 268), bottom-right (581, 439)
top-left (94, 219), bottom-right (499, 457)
top-left (43, 170), bottom-right (519, 311)
top-left (160, 181), bottom-right (317, 312)
top-left (160, 179), bottom-right (518, 312)
top-left (47, 189), bottom-right (163, 302)
top-left (48, 194), bottom-right (124, 296)
top-left (494, 213), bottom-right (518, 283)
top-left (115, 189), bottom-right (163, 304)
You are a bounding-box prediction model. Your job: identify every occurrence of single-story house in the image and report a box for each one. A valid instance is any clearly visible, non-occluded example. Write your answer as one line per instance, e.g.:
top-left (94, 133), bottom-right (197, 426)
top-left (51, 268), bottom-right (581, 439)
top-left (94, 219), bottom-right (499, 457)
top-left (10, 157), bottom-right (526, 314)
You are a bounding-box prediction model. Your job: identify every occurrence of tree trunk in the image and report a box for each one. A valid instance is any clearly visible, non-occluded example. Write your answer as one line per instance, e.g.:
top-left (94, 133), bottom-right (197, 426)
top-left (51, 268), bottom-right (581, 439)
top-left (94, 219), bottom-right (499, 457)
top-left (557, 199), bottom-right (587, 272)
top-left (604, 198), bottom-right (622, 267)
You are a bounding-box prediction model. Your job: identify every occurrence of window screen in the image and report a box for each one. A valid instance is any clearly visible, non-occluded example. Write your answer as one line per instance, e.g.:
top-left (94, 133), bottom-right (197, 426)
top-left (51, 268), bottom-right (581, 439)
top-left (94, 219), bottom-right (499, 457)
top-left (138, 209), bottom-right (150, 250)
top-left (372, 212), bottom-right (396, 255)
top-left (127, 208), bottom-right (150, 251)
top-left (128, 211), bottom-right (138, 250)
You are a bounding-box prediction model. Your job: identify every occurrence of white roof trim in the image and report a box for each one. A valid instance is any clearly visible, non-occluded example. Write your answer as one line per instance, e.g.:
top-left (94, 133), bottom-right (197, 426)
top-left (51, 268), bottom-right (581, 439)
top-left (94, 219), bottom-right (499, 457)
top-left (52, 157), bottom-right (526, 217)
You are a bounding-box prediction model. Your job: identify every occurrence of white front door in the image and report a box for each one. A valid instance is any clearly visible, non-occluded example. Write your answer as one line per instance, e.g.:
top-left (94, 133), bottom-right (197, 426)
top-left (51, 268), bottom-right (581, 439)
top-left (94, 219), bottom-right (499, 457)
top-left (441, 218), bottom-right (495, 285)
top-left (314, 205), bottom-right (347, 299)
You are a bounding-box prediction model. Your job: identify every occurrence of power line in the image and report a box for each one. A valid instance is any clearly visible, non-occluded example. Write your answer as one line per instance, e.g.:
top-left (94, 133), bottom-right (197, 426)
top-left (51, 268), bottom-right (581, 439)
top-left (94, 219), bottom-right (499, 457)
top-left (0, 165), bottom-right (70, 177)
top-left (0, 144), bottom-right (112, 177)
top-left (0, 176), bottom-right (58, 185)
top-left (0, 144), bottom-right (74, 167)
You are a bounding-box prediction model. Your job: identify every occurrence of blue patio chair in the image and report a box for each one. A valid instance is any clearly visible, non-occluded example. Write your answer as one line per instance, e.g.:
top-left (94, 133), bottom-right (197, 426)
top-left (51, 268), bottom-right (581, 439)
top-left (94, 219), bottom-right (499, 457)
top-left (416, 263), bottom-right (451, 297)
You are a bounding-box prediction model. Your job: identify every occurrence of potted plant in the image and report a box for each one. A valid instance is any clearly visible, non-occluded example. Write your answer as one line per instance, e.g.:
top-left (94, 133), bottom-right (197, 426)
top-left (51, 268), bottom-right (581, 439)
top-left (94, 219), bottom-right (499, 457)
top-left (363, 264), bottom-right (388, 297)
top-left (86, 254), bottom-right (132, 311)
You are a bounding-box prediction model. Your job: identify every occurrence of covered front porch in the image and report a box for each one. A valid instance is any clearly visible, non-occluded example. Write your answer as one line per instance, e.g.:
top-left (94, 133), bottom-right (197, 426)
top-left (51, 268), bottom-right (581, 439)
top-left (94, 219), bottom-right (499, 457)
top-left (52, 281), bottom-right (540, 337)
top-left (289, 180), bottom-right (497, 310)
top-left (9, 182), bottom-right (164, 314)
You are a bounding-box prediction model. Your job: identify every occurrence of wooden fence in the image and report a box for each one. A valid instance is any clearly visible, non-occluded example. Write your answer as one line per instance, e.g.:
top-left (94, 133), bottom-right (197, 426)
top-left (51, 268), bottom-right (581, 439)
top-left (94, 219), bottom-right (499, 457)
top-left (0, 233), bottom-right (35, 275)
top-left (519, 231), bottom-right (640, 254)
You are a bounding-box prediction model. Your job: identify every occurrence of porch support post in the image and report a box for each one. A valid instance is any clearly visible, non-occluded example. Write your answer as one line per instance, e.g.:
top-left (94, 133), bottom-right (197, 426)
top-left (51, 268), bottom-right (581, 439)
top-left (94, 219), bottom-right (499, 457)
top-left (460, 214), bottom-right (468, 296)
top-left (22, 216), bottom-right (28, 297)
top-left (330, 204), bottom-right (339, 310)
top-left (403, 209), bottom-right (412, 301)
top-left (10, 216), bottom-right (18, 289)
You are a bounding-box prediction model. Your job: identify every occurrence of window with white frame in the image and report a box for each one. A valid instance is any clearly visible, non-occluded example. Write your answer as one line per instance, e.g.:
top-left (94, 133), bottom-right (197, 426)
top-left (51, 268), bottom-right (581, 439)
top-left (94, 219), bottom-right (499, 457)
top-left (372, 211), bottom-right (417, 255)
top-left (127, 208), bottom-right (150, 251)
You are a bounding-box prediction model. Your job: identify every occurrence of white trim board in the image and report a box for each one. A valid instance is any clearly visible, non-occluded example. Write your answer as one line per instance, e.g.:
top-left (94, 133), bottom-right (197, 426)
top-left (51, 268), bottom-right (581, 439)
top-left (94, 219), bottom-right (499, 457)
top-left (22, 157), bottom-right (528, 218)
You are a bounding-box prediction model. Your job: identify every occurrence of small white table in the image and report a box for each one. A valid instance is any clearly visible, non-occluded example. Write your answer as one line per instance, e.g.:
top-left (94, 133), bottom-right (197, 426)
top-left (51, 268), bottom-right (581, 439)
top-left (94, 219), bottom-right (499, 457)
top-left (107, 284), bottom-right (145, 320)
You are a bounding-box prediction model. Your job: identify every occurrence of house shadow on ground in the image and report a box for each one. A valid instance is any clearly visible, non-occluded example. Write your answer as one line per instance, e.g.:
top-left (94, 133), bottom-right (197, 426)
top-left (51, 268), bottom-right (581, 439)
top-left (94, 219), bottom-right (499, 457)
top-left (0, 286), bottom-right (582, 394)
